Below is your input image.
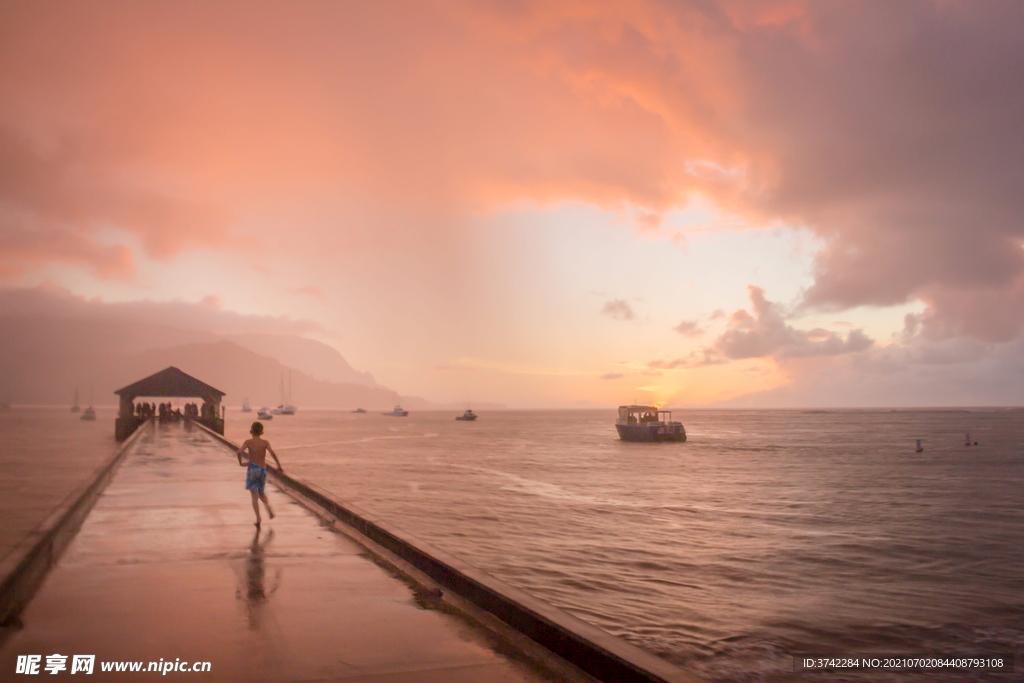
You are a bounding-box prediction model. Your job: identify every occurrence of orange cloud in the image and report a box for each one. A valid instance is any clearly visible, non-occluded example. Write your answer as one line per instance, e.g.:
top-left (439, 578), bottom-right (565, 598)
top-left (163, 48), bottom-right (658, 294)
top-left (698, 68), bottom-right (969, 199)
top-left (1, 0), bottom-right (1021, 351)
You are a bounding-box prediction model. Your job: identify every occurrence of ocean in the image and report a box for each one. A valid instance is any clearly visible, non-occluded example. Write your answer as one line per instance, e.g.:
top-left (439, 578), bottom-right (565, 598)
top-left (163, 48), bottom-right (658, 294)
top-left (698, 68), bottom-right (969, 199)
top-left (4, 407), bottom-right (1022, 682)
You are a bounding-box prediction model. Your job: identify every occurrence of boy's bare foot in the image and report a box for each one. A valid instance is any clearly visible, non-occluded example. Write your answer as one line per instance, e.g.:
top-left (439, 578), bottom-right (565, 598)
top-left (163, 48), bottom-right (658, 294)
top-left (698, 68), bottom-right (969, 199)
top-left (268, 508), bottom-right (275, 519)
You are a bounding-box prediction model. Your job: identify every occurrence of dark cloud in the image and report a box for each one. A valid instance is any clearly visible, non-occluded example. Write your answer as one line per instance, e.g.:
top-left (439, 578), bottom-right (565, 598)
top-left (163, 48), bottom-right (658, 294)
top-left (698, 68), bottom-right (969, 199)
top-left (724, 3), bottom-right (1024, 340)
top-left (599, 372), bottom-right (624, 380)
top-left (0, 285), bottom-right (321, 336)
top-left (672, 319), bottom-right (703, 337)
top-left (601, 299), bottom-right (635, 321)
top-left (904, 277), bottom-right (1024, 343)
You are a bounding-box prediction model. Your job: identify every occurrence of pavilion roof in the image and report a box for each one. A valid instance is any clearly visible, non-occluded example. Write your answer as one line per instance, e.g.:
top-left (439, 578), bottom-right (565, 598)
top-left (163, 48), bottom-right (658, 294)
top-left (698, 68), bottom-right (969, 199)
top-left (114, 366), bottom-right (225, 401)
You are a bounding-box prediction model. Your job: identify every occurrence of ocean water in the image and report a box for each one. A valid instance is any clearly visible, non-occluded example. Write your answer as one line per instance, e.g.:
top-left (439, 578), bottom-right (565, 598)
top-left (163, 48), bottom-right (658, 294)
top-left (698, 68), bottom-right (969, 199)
top-left (4, 407), bottom-right (1022, 682)
top-left (0, 407), bottom-right (117, 564)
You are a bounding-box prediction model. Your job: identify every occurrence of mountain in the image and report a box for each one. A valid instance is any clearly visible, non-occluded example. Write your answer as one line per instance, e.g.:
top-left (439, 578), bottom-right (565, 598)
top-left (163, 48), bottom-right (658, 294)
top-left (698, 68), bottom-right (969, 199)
top-left (126, 341), bottom-right (409, 410)
top-left (221, 334), bottom-right (377, 386)
top-left (0, 315), bottom-right (416, 409)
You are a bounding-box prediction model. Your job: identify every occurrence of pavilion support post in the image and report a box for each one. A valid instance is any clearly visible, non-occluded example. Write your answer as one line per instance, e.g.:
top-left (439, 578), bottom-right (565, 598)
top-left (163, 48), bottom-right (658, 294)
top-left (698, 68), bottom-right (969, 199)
top-left (115, 396), bottom-right (145, 442)
top-left (210, 398), bottom-right (224, 435)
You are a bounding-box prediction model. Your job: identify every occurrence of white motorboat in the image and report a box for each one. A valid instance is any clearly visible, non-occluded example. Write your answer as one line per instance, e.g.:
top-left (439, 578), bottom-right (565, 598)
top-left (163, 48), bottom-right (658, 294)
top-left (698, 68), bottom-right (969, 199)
top-left (615, 405), bottom-right (686, 442)
top-left (382, 405), bottom-right (408, 417)
top-left (257, 407), bottom-right (274, 420)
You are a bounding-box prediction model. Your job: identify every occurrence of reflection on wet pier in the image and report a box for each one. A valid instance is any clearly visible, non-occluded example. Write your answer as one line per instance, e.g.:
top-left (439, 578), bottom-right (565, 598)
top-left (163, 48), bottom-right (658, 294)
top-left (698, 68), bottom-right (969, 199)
top-left (0, 421), bottom-right (562, 682)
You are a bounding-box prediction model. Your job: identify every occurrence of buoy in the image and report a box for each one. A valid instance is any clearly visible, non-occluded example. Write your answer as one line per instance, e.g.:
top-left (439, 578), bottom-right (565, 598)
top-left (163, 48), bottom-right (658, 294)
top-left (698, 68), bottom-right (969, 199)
top-left (965, 433), bottom-right (971, 446)
top-left (915, 439), bottom-right (924, 452)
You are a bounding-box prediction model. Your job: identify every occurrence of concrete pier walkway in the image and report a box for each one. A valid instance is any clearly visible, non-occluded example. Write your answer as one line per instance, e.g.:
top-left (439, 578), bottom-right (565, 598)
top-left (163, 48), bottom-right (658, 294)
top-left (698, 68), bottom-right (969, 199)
top-left (0, 422), bottom-right (564, 682)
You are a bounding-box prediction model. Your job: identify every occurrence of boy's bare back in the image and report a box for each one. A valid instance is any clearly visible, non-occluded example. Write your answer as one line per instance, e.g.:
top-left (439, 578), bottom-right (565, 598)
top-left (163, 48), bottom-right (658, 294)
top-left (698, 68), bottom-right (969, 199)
top-left (240, 436), bottom-right (281, 471)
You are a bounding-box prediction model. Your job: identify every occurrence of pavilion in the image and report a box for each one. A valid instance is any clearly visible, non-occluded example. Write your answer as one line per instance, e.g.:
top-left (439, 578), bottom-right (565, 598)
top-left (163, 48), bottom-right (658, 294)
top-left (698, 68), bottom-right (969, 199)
top-left (114, 367), bottom-right (225, 440)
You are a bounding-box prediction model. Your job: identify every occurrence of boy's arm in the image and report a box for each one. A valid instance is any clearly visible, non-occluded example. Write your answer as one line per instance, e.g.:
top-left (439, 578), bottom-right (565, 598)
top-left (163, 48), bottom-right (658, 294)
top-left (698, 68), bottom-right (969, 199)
top-left (237, 440), bottom-right (249, 466)
top-left (267, 444), bottom-right (283, 473)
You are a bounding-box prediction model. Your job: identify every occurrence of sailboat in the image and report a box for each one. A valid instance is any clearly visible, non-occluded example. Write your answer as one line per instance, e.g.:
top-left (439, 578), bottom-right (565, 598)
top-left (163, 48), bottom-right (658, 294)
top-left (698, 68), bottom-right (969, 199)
top-left (241, 397), bottom-right (252, 413)
top-left (80, 387), bottom-right (96, 421)
top-left (273, 371), bottom-right (297, 415)
top-left (71, 388), bottom-right (81, 413)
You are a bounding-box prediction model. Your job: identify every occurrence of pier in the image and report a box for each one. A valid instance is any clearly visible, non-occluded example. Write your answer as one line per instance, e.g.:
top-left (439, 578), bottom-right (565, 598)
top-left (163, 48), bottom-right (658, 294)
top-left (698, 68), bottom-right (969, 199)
top-left (1, 419), bottom-right (704, 683)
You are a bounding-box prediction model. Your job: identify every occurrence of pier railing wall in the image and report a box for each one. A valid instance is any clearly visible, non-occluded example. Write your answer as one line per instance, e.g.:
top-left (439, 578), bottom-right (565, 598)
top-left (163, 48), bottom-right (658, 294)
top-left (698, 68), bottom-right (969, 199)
top-left (196, 422), bottom-right (705, 683)
top-left (115, 415), bottom-right (147, 442)
top-left (0, 421), bottom-right (149, 629)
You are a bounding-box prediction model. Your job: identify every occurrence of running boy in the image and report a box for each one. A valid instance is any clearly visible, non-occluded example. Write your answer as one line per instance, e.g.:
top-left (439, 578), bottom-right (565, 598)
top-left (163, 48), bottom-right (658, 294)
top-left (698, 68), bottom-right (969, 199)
top-left (237, 421), bottom-right (284, 526)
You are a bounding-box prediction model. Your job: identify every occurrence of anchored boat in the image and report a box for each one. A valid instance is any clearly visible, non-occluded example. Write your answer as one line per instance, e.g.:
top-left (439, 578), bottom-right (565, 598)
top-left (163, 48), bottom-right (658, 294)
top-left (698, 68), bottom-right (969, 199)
top-left (257, 407), bottom-right (274, 420)
top-left (273, 371), bottom-right (297, 415)
top-left (383, 405), bottom-right (408, 417)
top-left (80, 388), bottom-right (96, 421)
top-left (455, 409), bottom-right (477, 421)
top-left (615, 405), bottom-right (686, 442)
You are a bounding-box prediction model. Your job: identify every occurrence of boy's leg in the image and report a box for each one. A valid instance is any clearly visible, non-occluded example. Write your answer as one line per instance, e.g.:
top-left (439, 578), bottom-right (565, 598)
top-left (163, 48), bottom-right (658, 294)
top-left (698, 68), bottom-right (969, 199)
top-left (250, 491), bottom-right (262, 525)
top-left (259, 492), bottom-right (275, 519)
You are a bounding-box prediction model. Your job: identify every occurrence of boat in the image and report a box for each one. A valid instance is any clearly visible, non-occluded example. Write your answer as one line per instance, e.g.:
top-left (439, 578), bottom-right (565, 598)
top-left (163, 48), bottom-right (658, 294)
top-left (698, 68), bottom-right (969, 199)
top-left (241, 397), bottom-right (252, 413)
top-left (273, 372), bottom-right (297, 415)
top-left (71, 388), bottom-right (81, 413)
top-left (80, 388), bottom-right (96, 421)
top-left (352, 408), bottom-right (367, 413)
top-left (615, 405), bottom-right (686, 442)
top-left (455, 409), bottom-right (477, 421)
top-left (383, 405), bottom-right (408, 417)
top-left (257, 407), bottom-right (274, 420)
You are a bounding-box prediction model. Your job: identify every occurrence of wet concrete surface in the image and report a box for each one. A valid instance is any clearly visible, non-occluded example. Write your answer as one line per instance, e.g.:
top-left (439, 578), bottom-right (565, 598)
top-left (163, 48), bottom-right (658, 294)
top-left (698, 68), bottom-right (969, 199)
top-left (0, 421), bottom-right (561, 682)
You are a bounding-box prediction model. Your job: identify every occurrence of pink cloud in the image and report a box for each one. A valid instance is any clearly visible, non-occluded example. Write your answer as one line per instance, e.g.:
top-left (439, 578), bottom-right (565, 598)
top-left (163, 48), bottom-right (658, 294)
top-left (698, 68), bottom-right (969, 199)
top-left (716, 286), bottom-right (873, 359)
top-left (650, 286), bottom-right (873, 369)
top-left (0, 221), bottom-right (135, 279)
top-left (601, 299), bottom-right (636, 321)
top-left (296, 285), bottom-right (326, 301)
top-left (672, 319), bottom-right (703, 337)
top-left (0, 1), bottom-right (1020, 351)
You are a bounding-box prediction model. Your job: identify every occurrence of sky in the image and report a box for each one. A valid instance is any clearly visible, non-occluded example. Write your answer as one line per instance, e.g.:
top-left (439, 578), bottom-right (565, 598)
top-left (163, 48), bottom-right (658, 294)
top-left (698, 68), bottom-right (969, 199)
top-left (1, 0), bottom-right (1022, 408)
